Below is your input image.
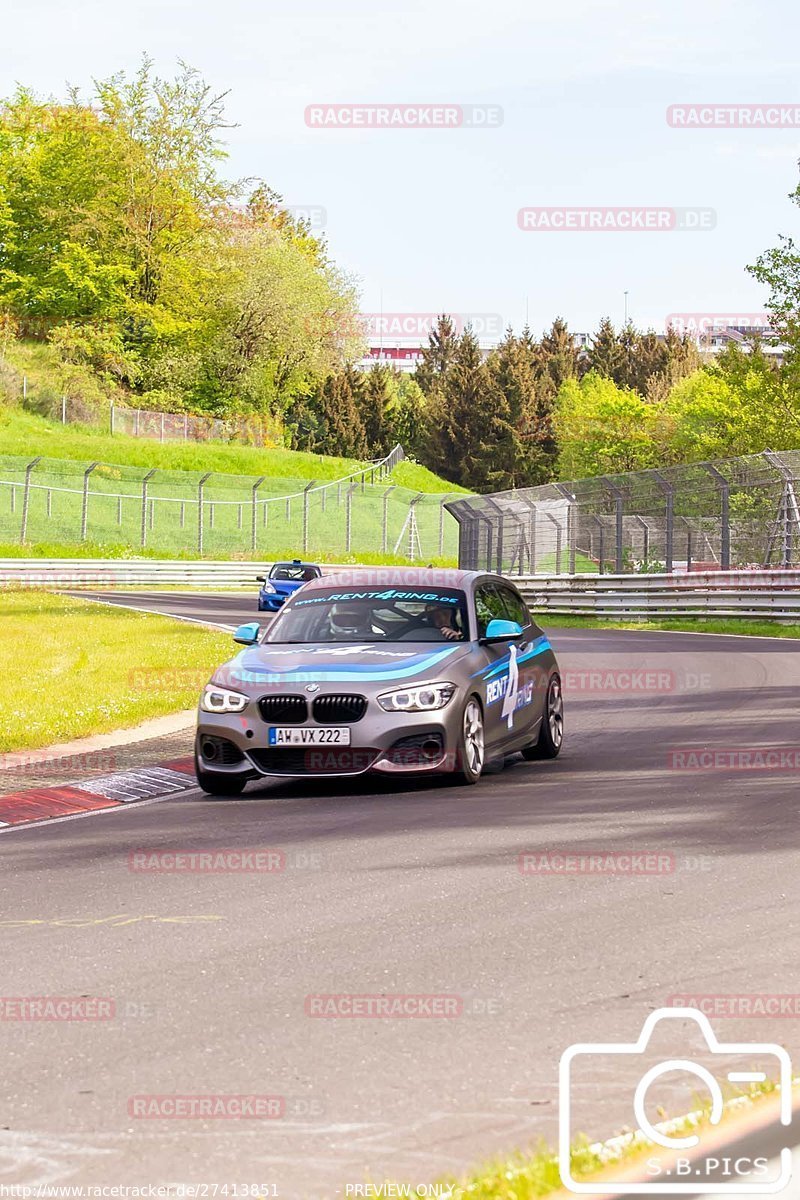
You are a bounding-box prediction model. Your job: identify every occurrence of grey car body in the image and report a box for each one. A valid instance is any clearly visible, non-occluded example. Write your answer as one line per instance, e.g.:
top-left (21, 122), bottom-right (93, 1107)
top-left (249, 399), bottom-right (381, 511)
top-left (194, 568), bottom-right (563, 792)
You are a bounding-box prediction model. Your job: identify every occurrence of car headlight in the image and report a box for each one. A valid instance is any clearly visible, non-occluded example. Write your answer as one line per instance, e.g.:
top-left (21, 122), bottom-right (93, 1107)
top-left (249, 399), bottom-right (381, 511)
top-left (377, 681), bottom-right (456, 712)
top-left (200, 683), bottom-right (249, 714)
top-left (260, 581), bottom-right (276, 593)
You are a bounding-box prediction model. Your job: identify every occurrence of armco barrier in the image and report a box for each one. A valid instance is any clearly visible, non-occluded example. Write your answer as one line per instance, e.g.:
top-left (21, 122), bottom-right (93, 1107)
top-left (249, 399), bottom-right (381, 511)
top-left (516, 569), bottom-right (800, 619)
top-left (3, 562), bottom-right (800, 619)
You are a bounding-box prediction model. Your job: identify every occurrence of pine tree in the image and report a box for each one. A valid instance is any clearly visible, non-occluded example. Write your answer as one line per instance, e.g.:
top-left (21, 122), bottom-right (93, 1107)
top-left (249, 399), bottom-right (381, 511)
top-left (588, 317), bottom-right (623, 380)
top-left (358, 364), bottom-right (394, 455)
top-left (414, 314), bottom-right (459, 395)
top-left (540, 316), bottom-right (578, 393)
top-left (315, 365), bottom-right (368, 459)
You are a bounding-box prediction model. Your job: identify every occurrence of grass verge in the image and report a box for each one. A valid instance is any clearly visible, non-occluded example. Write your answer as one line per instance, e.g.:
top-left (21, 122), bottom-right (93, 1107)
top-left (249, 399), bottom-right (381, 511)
top-left (0, 590), bottom-right (232, 752)
top-left (538, 614), bottom-right (800, 639)
top-left (0, 541), bottom-right (457, 566)
top-left (421, 1080), bottom-right (787, 1199)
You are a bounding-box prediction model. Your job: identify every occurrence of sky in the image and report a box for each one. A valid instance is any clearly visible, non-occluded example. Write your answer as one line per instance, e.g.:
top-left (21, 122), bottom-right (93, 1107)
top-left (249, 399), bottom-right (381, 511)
top-left (4, 0), bottom-right (800, 339)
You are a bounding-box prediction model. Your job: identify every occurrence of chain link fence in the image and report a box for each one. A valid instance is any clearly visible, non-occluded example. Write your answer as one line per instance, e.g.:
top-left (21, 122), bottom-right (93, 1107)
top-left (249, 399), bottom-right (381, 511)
top-left (0, 446), bottom-right (462, 562)
top-left (446, 449), bottom-right (800, 574)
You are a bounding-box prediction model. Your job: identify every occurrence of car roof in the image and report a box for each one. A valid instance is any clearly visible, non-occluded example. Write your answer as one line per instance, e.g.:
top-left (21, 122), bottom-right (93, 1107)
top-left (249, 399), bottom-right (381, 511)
top-left (299, 567), bottom-right (485, 593)
top-left (271, 560), bottom-right (320, 569)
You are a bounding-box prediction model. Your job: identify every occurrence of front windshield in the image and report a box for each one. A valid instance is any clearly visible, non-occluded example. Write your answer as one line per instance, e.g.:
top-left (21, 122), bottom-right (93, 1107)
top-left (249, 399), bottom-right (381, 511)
top-left (265, 586), bottom-right (469, 643)
top-left (269, 563), bottom-right (317, 582)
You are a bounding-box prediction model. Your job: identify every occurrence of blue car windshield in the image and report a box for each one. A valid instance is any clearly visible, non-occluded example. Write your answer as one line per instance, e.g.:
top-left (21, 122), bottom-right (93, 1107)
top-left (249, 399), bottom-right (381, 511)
top-left (269, 564), bottom-right (318, 582)
top-left (265, 586), bottom-right (469, 643)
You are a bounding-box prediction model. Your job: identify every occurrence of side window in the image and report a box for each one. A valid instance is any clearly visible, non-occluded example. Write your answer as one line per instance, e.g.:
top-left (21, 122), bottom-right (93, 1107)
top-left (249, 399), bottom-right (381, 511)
top-left (474, 584), bottom-right (507, 637)
top-left (495, 584), bottom-right (530, 629)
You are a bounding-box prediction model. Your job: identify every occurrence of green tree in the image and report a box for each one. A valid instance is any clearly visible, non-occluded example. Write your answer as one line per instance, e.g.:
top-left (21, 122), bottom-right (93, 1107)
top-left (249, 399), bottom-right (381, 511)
top-left (555, 372), bottom-right (667, 477)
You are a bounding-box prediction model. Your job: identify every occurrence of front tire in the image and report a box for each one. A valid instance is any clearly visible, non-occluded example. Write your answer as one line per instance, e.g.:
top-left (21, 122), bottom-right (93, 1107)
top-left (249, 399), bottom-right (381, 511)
top-left (194, 753), bottom-right (248, 796)
top-left (454, 696), bottom-right (485, 784)
top-left (522, 673), bottom-right (563, 761)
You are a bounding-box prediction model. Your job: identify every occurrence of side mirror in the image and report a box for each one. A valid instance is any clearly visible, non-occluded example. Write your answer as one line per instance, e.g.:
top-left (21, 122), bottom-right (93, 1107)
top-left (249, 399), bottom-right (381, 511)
top-left (256, 575), bottom-right (266, 582)
top-left (233, 622), bottom-right (261, 646)
top-left (482, 618), bottom-right (523, 644)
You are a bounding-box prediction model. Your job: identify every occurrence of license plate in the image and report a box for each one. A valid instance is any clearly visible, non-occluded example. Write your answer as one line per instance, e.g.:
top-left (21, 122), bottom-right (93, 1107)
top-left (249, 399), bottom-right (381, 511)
top-left (268, 727), bottom-right (352, 747)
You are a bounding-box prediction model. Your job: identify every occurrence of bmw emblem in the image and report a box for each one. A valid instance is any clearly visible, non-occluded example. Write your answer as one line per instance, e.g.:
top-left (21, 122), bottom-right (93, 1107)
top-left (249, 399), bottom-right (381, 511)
top-left (306, 683), bottom-right (320, 693)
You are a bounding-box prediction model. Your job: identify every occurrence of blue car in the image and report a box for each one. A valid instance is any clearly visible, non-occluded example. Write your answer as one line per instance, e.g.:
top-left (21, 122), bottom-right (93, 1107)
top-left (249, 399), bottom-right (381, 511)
top-left (257, 560), bottom-right (322, 611)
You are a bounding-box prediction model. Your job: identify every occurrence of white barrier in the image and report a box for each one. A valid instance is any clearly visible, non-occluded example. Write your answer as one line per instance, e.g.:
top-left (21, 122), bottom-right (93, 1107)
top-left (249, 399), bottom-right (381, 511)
top-left (516, 569), bottom-right (800, 618)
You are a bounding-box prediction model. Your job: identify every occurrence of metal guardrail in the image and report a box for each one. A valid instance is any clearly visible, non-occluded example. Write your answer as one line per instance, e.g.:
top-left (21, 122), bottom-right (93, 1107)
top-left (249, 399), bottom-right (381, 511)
top-left (3, 561), bottom-right (800, 620)
top-left (516, 570), bottom-right (800, 618)
top-left (0, 559), bottom-right (332, 589)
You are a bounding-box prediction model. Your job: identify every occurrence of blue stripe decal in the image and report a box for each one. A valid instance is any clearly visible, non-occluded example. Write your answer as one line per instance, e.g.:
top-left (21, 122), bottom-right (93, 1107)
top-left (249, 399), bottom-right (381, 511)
top-left (234, 646), bottom-right (460, 684)
top-left (471, 638), bottom-right (551, 680)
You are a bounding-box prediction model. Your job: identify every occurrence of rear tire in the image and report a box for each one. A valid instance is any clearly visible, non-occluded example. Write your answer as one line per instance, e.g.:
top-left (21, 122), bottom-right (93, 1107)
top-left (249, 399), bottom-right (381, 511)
top-left (522, 673), bottom-right (563, 761)
top-left (454, 696), bottom-right (485, 784)
top-left (194, 754), bottom-right (248, 796)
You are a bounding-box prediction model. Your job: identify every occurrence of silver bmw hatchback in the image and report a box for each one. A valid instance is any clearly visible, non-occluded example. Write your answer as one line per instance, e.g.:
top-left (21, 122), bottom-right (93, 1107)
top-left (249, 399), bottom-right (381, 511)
top-left (195, 567), bottom-right (563, 793)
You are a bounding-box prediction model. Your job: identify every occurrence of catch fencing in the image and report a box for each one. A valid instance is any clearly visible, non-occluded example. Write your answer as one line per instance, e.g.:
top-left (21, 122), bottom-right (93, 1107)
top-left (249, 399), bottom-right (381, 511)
top-left (0, 446), bottom-right (462, 562)
top-left (446, 449), bottom-right (800, 575)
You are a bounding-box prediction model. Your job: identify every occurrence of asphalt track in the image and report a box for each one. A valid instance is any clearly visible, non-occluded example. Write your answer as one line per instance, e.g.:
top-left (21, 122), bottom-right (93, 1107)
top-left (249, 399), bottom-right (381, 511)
top-left (3, 591), bottom-right (800, 1196)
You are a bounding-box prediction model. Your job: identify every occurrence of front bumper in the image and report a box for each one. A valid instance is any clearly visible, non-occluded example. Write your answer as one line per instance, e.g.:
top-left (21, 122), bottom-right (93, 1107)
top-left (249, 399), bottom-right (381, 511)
top-left (196, 697), bottom-right (463, 779)
top-left (257, 592), bottom-right (287, 611)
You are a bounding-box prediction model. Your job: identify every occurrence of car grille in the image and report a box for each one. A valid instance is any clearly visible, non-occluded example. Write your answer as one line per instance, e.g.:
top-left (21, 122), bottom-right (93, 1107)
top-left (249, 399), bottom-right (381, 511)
top-left (248, 748), bottom-right (379, 775)
top-left (312, 694), bottom-right (367, 723)
top-left (258, 695), bottom-right (307, 724)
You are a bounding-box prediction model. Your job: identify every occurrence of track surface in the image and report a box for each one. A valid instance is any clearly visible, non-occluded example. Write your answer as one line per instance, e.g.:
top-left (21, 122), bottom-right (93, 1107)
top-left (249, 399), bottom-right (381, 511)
top-left (3, 593), bottom-right (800, 1195)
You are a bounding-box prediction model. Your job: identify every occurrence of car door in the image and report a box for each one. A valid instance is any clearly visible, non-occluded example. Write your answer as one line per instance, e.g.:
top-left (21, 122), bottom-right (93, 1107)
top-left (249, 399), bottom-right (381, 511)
top-left (493, 580), bottom-right (546, 744)
top-left (473, 581), bottom-right (523, 750)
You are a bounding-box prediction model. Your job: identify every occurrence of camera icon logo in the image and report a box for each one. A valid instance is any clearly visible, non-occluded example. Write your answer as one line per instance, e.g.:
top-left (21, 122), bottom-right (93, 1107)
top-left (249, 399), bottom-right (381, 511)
top-left (559, 1007), bottom-right (792, 1194)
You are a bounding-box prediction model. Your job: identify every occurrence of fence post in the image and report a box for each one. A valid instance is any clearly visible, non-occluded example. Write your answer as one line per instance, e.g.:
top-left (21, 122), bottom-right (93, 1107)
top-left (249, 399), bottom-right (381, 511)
top-left (591, 516), bottom-right (605, 574)
top-left (197, 472), bottom-right (212, 555)
top-left (141, 468), bottom-right (157, 548)
top-left (302, 481), bottom-right (316, 554)
top-left (160, 413), bottom-right (165, 444)
top-left (22, 375), bottom-right (27, 402)
top-left (19, 456), bottom-right (42, 544)
top-left (345, 483), bottom-right (357, 553)
top-left (110, 403), bottom-right (115, 435)
top-left (381, 486), bottom-right (396, 553)
top-left (651, 471), bottom-right (675, 573)
top-left (438, 499), bottom-right (447, 557)
top-left (704, 464), bottom-right (730, 570)
top-left (601, 477), bottom-right (625, 572)
top-left (47, 489), bottom-right (52, 518)
top-left (544, 512), bottom-right (562, 574)
top-left (633, 515), bottom-right (650, 563)
top-left (680, 516), bottom-right (693, 572)
top-left (81, 462), bottom-right (100, 542)
top-left (251, 476), bottom-right (266, 552)
top-left (135, 409), bottom-right (140, 436)
top-left (61, 396), bottom-right (66, 424)
top-left (554, 485), bottom-right (577, 573)
top-left (180, 502), bottom-right (186, 529)
top-left (117, 495), bottom-right (122, 525)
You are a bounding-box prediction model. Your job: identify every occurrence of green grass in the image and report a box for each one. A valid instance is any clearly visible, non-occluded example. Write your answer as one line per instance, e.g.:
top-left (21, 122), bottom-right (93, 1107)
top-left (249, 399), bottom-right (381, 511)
top-left (0, 590), bottom-right (232, 751)
top-left (0, 539), bottom-right (457, 566)
top-left (414, 1081), bottom-right (786, 1199)
top-left (540, 614), bottom-right (800, 638)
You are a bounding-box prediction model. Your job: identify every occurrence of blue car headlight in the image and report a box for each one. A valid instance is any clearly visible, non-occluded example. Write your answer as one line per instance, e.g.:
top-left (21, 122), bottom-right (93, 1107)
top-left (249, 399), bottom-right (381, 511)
top-left (377, 681), bottom-right (456, 713)
top-left (200, 684), bottom-right (249, 714)
top-left (260, 581), bottom-right (276, 594)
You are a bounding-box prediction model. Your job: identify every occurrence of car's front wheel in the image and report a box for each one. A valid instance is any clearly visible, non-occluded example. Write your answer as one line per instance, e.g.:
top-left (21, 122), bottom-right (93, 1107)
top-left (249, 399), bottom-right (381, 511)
top-left (454, 695), bottom-right (485, 784)
top-left (194, 753), bottom-right (248, 797)
top-left (522, 672), bottom-right (563, 760)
